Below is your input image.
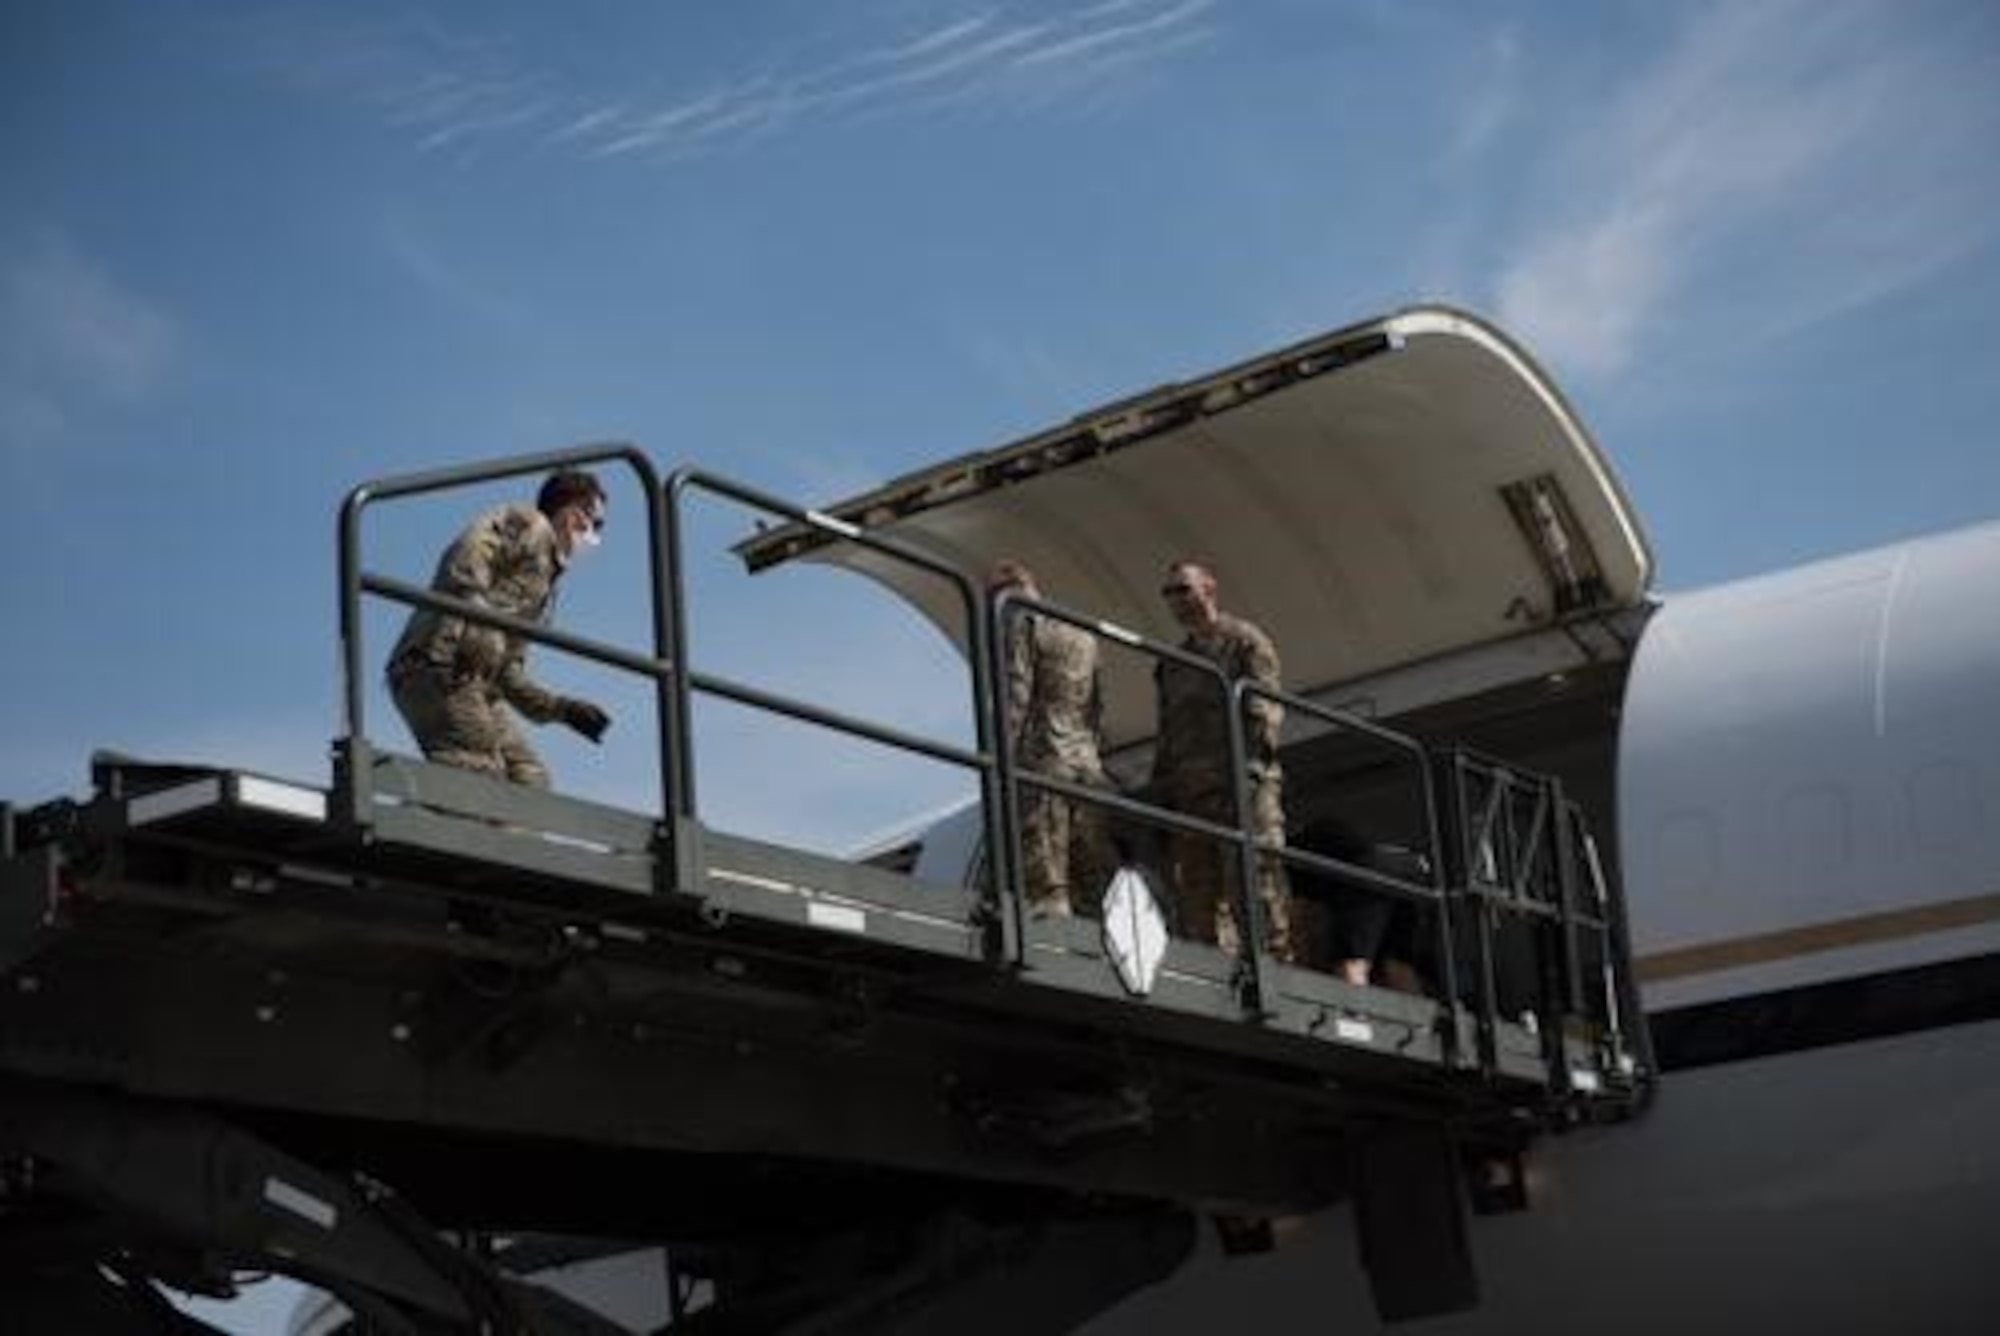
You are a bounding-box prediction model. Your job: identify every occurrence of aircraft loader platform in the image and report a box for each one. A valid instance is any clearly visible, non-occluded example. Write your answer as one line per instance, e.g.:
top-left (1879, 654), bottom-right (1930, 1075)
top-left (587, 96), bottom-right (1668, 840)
top-left (0, 445), bottom-right (1652, 1333)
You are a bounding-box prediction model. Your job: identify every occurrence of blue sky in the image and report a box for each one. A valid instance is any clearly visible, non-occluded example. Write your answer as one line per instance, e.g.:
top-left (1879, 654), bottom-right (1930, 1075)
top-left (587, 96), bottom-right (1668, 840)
top-left (7, 0), bottom-right (2000, 859)
top-left (3, 1), bottom-right (1998, 1327)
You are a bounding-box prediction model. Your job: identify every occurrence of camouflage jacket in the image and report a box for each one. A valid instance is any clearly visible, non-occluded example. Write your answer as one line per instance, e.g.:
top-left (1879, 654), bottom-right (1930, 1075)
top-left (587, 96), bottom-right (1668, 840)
top-left (387, 502), bottom-right (567, 722)
top-left (1003, 611), bottom-right (1107, 780)
top-left (1151, 610), bottom-right (1283, 792)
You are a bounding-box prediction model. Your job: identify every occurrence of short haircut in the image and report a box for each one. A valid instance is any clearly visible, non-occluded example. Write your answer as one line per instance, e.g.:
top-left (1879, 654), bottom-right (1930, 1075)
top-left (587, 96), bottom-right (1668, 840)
top-left (988, 558), bottom-right (1035, 591)
top-left (537, 468), bottom-right (606, 517)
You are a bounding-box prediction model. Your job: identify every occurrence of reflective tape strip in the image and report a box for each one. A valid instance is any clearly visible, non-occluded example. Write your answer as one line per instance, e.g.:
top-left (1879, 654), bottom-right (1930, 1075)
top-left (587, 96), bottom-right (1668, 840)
top-left (808, 902), bottom-right (867, 934)
top-left (710, 868), bottom-right (801, 895)
top-left (129, 779), bottom-right (222, 826)
top-left (263, 1176), bottom-right (338, 1230)
top-left (1334, 1017), bottom-right (1375, 1045)
top-left (806, 510), bottom-right (862, 539)
top-left (236, 776), bottom-right (327, 822)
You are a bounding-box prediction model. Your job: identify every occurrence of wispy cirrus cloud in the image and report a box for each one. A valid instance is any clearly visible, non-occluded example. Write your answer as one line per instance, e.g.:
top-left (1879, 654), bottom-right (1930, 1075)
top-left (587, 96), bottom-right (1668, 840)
top-left (0, 229), bottom-right (182, 454)
top-left (1445, 27), bottom-right (1520, 165)
top-left (373, 211), bottom-right (529, 331)
top-left (1489, 0), bottom-right (2000, 380)
top-left (253, 1), bottom-right (1215, 166)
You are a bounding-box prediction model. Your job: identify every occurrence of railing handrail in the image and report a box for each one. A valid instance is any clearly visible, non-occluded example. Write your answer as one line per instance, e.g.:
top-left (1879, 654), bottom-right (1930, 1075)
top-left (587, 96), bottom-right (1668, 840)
top-left (663, 466), bottom-right (1012, 953)
top-left (991, 591), bottom-right (1459, 1014)
top-left (989, 589), bottom-right (1249, 966)
top-left (333, 448), bottom-right (1647, 1103)
top-left (1238, 674), bottom-right (1460, 1045)
top-left (337, 442), bottom-right (675, 826)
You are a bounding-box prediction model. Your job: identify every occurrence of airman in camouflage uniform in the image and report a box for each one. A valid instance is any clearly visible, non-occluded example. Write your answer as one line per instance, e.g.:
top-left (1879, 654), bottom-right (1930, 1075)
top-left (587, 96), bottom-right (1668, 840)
top-left (386, 469), bottom-right (613, 788)
top-left (1150, 559), bottom-right (1295, 961)
top-left (992, 560), bottom-right (1114, 918)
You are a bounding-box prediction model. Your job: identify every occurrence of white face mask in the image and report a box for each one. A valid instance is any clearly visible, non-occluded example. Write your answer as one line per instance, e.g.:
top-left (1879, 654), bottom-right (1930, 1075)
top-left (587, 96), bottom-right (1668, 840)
top-left (567, 507), bottom-right (605, 555)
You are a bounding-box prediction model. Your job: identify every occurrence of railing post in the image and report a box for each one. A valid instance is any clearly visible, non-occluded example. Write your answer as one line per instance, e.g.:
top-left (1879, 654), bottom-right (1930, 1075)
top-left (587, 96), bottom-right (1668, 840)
top-left (336, 485), bottom-right (375, 834)
top-left (1553, 790), bottom-right (1587, 1023)
top-left (1417, 754), bottom-right (1465, 1072)
top-left (640, 457), bottom-right (678, 861)
top-left (1449, 753), bottom-right (1501, 1082)
top-left (1229, 681), bottom-right (1276, 1017)
top-left (660, 473), bottom-right (698, 823)
top-left (986, 592), bottom-right (1025, 969)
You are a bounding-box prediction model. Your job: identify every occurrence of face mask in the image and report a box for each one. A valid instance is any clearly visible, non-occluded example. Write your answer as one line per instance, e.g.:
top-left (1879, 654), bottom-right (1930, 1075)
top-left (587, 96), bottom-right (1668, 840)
top-left (567, 507), bottom-right (605, 556)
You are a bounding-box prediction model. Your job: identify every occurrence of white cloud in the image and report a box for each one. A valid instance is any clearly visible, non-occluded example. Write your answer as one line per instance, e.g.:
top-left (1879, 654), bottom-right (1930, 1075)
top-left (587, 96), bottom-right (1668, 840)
top-left (0, 230), bottom-right (181, 453)
top-left (1491, 0), bottom-right (2000, 379)
top-left (1011, 0), bottom-right (1210, 68)
top-left (254, 2), bottom-right (1216, 166)
top-left (1446, 28), bottom-right (1520, 164)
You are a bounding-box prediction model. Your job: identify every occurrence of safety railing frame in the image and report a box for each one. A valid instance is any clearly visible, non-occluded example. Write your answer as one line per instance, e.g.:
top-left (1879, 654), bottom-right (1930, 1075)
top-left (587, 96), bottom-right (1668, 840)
top-left (335, 443), bottom-right (675, 858)
top-left (1237, 676), bottom-right (1463, 1056)
top-left (1438, 748), bottom-right (1640, 1095)
top-left (989, 592), bottom-right (1461, 1029)
top-left (989, 590), bottom-right (1254, 982)
top-left (662, 467), bottom-right (1011, 957)
top-left (332, 446), bottom-right (1642, 1103)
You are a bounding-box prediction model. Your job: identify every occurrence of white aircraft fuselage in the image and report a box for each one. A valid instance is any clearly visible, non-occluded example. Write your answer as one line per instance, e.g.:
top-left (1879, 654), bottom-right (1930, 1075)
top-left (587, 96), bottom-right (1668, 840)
top-left (1086, 520), bottom-right (2000, 1333)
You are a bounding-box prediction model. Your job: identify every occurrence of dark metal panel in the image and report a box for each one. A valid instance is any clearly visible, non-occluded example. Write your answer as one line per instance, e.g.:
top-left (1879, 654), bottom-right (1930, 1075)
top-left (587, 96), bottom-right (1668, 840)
top-left (366, 758), bottom-right (662, 852)
top-left (368, 803), bottom-right (658, 899)
top-left (0, 941), bottom-right (1349, 1217)
top-left (696, 828), bottom-right (985, 961)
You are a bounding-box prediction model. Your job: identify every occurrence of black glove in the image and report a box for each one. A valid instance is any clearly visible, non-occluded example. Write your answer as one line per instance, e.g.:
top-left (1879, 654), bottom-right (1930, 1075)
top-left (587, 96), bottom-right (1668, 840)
top-left (562, 698), bottom-right (611, 744)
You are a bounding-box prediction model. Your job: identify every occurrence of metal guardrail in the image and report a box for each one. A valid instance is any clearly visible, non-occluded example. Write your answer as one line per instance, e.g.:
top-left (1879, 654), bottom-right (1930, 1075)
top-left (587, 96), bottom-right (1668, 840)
top-left (1243, 677), bottom-right (1461, 1046)
top-left (336, 449), bottom-right (1012, 944)
top-left (336, 443), bottom-right (674, 839)
top-left (988, 589), bottom-right (1247, 975)
top-left (988, 592), bottom-right (1646, 1091)
top-left (333, 446), bottom-right (1645, 1100)
top-left (990, 592), bottom-right (1455, 1020)
top-left (1438, 749), bottom-right (1643, 1091)
top-left (662, 467), bottom-right (1010, 954)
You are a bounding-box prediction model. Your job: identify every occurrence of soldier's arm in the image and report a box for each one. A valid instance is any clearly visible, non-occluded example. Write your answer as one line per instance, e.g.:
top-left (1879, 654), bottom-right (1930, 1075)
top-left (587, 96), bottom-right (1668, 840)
top-left (1240, 626), bottom-right (1284, 760)
top-left (1001, 617), bottom-right (1033, 753)
top-left (497, 650), bottom-right (566, 724)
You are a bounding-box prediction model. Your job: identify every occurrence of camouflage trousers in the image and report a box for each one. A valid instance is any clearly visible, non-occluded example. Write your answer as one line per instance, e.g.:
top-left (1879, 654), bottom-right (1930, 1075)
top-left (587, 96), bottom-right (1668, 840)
top-left (1018, 759), bottom-right (1114, 917)
top-left (389, 662), bottom-right (550, 789)
top-left (1163, 769), bottom-right (1294, 962)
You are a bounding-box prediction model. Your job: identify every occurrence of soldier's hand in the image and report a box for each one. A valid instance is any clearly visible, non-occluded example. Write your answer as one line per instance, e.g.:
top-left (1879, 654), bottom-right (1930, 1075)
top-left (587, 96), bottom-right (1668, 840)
top-left (562, 699), bottom-right (612, 744)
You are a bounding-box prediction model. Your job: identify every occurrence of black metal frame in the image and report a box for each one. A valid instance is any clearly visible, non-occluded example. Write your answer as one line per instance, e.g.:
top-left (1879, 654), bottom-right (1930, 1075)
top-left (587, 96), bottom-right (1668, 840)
top-left (1239, 677), bottom-right (1462, 1048)
top-left (336, 443), bottom-right (676, 846)
top-left (994, 596), bottom-right (1450, 1051)
top-left (330, 443), bottom-right (1644, 1102)
top-left (988, 589), bottom-right (1250, 976)
top-left (1436, 748), bottom-right (1639, 1090)
top-left (662, 468), bottom-right (1009, 953)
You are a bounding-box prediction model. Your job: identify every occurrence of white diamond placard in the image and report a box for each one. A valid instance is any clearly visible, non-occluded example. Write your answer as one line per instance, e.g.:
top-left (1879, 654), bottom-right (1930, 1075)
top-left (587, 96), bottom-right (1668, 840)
top-left (1101, 866), bottom-right (1169, 997)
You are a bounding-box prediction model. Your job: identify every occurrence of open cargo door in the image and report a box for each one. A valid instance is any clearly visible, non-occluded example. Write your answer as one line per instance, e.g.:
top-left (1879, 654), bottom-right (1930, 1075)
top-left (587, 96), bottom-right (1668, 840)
top-left (742, 305), bottom-right (1653, 746)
